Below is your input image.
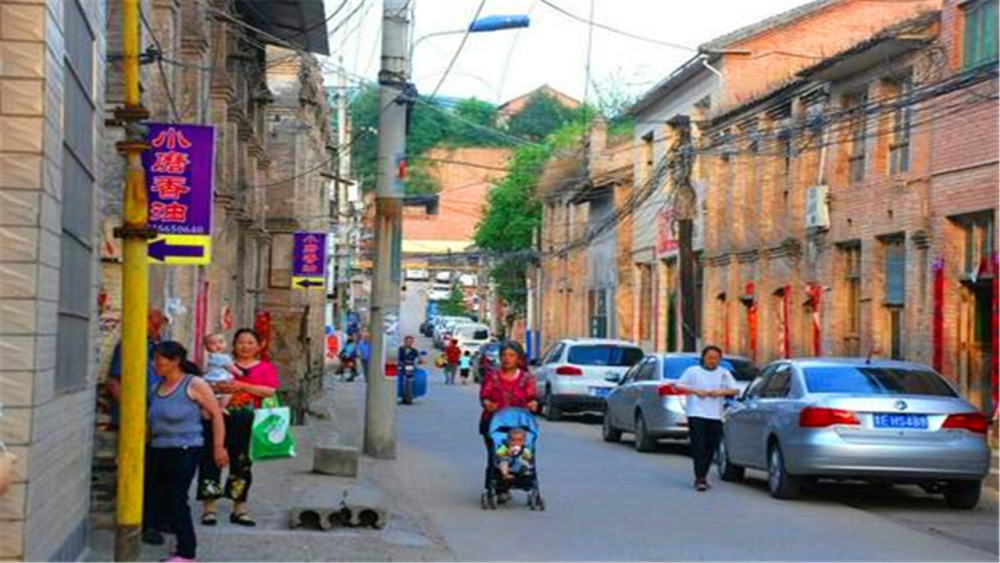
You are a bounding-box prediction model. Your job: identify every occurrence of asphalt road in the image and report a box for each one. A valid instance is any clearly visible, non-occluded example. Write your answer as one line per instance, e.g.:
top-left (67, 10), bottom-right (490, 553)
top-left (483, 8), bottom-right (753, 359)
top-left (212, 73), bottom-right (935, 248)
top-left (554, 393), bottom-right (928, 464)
top-left (395, 282), bottom-right (998, 562)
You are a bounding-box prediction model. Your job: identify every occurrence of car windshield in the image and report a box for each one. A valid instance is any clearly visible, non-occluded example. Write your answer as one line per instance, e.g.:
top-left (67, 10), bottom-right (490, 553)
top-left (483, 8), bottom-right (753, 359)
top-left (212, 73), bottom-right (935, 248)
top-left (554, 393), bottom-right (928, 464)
top-left (803, 366), bottom-right (957, 396)
top-left (456, 326), bottom-right (488, 340)
top-left (567, 345), bottom-right (644, 367)
top-left (662, 357), bottom-right (757, 381)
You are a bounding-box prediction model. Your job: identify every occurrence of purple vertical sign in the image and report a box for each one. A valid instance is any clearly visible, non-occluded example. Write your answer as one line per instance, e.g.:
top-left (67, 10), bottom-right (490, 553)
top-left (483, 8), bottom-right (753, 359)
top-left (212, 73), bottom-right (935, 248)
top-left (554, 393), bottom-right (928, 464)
top-left (142, 123), bottom-right (215, 264)
top-left (292, 232), bottom-right (327, 289)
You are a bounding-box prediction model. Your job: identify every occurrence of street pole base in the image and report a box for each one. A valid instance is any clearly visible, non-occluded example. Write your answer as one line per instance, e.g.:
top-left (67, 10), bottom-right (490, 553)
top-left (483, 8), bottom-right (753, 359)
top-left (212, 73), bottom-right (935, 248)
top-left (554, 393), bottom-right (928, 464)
top-left (114, 524), bottom-right (142, 562)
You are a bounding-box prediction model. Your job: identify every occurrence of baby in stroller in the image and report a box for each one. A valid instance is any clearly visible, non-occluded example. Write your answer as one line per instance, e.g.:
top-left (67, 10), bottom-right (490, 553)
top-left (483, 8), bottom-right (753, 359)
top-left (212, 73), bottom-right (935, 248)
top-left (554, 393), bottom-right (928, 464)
top-left (482, 407), bottom-right (545, 510)
top-left (495, 428), bottom-right (533, 481)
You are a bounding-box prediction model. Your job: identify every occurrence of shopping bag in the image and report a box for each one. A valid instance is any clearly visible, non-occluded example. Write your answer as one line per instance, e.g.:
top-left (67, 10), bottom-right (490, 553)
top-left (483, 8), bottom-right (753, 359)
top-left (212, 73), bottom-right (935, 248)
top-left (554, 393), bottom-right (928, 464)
top-left (249, 396), bottom-right (296, 461)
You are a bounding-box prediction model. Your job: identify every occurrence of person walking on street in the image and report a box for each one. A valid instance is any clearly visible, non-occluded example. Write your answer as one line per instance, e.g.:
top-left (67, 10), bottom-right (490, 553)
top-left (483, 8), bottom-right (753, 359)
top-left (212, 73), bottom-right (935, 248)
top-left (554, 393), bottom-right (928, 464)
top-left (198, 329), bottom-right (279, 527)
top-left (459, 350), bottom-right (472, 385)
top-left (147, 341), bottom-right (228, 562)
top-left (675, 345), bottom-right (739, 492)
top-left (105, 308), bottom-right (170, 545)
top-left (479, 341), bottom-right (538, 504)
top-left (444, 338), bottom-right (461, 385)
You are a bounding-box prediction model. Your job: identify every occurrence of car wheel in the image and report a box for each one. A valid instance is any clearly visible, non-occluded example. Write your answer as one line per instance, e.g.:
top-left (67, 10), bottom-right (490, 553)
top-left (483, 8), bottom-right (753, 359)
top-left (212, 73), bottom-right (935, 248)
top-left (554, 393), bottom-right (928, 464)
top-left (634, 413), bottom-right (656, 452)
top-left (716, 439), bottom-right (745, 483)
top-left (544, 389), bottom-right (563, 422)
top-left (767, 442), bottom-right (800, 500)
top-left (602, 412), bottom-right (622, 443)
top-left (943, 480), bottom-right (981, 510)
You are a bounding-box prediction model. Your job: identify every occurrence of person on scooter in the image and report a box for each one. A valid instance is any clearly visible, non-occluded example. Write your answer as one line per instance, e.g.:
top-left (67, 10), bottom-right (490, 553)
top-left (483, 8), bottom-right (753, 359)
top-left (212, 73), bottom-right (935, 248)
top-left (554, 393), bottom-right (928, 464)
top-left (398, 336), bottom-right (422, 402)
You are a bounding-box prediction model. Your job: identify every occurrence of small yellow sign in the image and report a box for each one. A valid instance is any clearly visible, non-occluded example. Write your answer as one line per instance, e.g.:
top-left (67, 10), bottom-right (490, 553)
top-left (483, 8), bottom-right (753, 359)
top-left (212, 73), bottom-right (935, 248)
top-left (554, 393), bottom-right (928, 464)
top-left (292, 276), bottom-right (325, 290)
top-left (147, 234), bottom-right (212, 265)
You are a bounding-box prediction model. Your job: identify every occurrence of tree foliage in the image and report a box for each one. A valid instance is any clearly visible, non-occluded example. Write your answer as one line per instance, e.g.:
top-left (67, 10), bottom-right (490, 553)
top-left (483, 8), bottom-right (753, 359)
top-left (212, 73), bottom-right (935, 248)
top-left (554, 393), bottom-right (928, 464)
top-left (437, 286), bottom-right (469, 317)
top-left (474, 122), bottom-right (586, 314)
top-left (347, 86), bottom-right (511, 195)
top-left (507, 93), bottom-right (583, 142)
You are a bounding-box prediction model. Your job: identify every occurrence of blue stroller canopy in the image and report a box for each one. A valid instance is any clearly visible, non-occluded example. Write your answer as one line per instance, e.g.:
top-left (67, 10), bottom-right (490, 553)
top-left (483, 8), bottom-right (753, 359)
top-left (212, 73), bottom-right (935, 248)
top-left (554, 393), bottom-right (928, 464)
top-left (488, 407), bottom-right (538, 449)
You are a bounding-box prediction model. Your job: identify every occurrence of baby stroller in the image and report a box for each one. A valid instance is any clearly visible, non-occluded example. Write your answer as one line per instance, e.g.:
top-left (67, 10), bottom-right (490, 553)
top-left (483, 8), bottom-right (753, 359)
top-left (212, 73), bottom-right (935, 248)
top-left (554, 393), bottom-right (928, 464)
top-left (482, 407), bottom-right (545, 511)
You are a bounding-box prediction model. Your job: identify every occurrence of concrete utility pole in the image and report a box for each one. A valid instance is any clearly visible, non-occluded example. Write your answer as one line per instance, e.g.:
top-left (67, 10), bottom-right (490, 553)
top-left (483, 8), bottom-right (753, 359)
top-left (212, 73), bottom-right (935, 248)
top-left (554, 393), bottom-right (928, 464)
top-left (114, 0), bottom-right (151, 559)
top-left (334, 56), bottom-right (351, 331)
top-left (669, 116), bottom-right (698, 352)
top-left (364, 0), bottom-right (410, 459)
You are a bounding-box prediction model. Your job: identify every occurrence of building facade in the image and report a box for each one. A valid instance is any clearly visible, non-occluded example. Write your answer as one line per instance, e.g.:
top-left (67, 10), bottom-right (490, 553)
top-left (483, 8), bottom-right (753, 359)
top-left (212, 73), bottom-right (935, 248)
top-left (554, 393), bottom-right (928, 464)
top-left (0, 0), bottom-right (107, 559)
top-left (699, 1), bottom-right (997, 420)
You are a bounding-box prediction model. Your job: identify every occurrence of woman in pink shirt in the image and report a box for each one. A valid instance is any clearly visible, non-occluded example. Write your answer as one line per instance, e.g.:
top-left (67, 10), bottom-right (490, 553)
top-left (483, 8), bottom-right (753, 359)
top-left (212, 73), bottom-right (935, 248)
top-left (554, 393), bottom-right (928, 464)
top-left (197, 329), bottom-right (278, 527)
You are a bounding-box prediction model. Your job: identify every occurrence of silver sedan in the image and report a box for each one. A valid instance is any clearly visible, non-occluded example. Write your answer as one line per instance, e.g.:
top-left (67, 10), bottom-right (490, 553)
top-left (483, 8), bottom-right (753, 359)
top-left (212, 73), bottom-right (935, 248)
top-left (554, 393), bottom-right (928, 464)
top-left (602, 353), bottom-right (758, 451)
top-left (717, 358), bottom-right (992, 509)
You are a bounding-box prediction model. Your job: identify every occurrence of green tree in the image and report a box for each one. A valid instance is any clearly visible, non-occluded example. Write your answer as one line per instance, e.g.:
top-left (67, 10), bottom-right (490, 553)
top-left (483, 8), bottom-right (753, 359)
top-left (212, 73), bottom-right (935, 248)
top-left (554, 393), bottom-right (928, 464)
top-left (507, 93), bottom-right (581, 141)
top-left (438, 286), bottom-right (468, 317)
top-left (474, 123), bottom-right (585, 314)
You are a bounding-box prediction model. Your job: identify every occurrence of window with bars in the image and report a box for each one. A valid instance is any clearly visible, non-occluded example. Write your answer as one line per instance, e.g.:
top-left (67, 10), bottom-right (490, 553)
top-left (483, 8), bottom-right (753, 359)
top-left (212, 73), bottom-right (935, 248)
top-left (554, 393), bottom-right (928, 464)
top-left (839, 243), bottom-right (863, 356)
top-left (963, 0), bottom-right (999, 69)
top-left (56, 0), bottom-right (97, 394)
top-left (888, 76), bottom-right (913, 176)
top-left (960, 213), bottom-right (995, 278)
top-left (845, 92), bottom-right (867, 184)
top-left (882, 236), bottom-right (906, 359)
top-left (638, 265), bottom-right (654, 341)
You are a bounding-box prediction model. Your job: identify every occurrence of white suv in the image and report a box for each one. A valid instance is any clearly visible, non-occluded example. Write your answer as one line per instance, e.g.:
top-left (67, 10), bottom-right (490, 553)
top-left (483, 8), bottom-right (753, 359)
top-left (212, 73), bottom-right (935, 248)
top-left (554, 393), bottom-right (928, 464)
top-left (533, 339), bottom-right (645, 421)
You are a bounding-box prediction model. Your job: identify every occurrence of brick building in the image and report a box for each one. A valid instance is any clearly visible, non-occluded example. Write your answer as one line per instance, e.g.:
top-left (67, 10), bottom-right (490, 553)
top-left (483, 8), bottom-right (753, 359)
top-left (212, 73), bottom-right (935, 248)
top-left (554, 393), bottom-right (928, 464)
top-left (260, 45), bottom-right (335, 409)
top-left (533, 120), bottom-right (634, 351)
top-left (401, 146), bottom-right (511, 279)
top-left (698, 0), bottom-right (997, 417)
top-left (0, 1), bottom-right (107, 559)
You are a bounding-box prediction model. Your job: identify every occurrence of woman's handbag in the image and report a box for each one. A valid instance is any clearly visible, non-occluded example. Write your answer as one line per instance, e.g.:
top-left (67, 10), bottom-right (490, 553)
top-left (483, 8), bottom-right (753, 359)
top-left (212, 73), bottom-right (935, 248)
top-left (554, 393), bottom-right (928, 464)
top-left (249, 396), bottom-right (296, 461)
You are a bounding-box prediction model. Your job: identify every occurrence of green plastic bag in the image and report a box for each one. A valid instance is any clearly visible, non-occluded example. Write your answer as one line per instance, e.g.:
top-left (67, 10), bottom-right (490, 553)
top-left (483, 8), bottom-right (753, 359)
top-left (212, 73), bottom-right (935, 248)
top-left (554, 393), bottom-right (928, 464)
top-left (249, 396), bottom-right (296, 461)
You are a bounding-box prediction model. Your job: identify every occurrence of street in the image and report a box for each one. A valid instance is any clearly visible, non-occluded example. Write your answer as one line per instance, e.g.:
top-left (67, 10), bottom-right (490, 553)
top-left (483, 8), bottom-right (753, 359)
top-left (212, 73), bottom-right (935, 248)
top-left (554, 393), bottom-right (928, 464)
top-left (391, 284), bottom-right (999, 562)
top-left (388, 363), bottom-right (998, 562)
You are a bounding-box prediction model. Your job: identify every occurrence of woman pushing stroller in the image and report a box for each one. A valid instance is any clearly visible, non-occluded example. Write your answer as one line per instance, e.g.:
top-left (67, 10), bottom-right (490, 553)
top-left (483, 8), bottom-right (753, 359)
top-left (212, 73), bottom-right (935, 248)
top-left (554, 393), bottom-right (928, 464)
top-left (479, 342), bottom-right (544, 510)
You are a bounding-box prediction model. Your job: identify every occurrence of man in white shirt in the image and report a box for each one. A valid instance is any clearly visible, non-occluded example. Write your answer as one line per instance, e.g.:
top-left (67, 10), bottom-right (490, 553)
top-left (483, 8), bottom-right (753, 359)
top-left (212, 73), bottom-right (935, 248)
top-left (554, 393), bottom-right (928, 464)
top-left (676, 345), bottom-right (740, 491)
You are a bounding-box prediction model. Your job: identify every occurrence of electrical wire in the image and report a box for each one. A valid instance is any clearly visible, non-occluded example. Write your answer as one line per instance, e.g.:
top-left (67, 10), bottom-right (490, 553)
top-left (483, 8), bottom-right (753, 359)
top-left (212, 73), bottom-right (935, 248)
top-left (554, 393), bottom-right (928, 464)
top-left (139, 7), bottom-right (181, 121)
top-left (539, 0), bottom-right (697, 53)
top-left (427, 0), bottom-right (487, 100)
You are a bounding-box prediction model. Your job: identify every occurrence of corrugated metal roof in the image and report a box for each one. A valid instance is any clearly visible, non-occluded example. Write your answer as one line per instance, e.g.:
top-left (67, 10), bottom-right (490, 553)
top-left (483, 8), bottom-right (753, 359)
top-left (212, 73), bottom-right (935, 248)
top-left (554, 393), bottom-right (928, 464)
top-left (237, 0), bottom-right (330, 55)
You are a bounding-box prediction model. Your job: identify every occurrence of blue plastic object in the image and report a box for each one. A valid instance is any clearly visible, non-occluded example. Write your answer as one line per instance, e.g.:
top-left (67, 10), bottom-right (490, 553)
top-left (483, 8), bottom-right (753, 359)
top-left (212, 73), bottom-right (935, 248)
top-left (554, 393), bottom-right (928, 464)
top-left (468, 14), bottom-right (530, 33)
top-left (397, 367), bottom-right (428, 400)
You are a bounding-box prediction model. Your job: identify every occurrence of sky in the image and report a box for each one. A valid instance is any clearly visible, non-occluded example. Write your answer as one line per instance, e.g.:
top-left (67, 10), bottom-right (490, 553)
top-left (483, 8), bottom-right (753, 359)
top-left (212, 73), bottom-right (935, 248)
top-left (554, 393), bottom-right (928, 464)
top-left (322, 0), bottom-right (815, 105)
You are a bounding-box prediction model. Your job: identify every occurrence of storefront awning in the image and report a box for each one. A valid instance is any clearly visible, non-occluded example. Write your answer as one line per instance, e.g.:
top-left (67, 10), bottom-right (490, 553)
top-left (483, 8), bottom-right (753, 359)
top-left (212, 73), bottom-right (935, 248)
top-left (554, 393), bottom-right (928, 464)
top-left (236, 0), bottom-right (330, 55)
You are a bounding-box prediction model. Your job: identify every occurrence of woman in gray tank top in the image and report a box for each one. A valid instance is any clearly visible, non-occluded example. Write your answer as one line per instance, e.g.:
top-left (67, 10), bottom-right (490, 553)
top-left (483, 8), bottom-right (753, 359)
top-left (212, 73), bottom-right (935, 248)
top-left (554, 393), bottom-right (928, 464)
top-left (147, 341), bottom-right (228, 562)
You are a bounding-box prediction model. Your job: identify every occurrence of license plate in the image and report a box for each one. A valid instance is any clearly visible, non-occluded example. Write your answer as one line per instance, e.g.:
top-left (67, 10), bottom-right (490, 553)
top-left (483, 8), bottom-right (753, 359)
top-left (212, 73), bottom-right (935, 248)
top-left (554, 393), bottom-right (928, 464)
top-left (873, 413), bottom-right (928, 429)
top-left (590, 387), bottom-right (611, 398)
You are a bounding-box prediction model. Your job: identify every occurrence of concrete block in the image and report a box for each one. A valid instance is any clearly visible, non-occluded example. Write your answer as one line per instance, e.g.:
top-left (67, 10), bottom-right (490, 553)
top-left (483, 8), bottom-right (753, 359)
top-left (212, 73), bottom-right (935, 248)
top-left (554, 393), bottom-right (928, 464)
top-left (312, 444), bottom-right (358, 477)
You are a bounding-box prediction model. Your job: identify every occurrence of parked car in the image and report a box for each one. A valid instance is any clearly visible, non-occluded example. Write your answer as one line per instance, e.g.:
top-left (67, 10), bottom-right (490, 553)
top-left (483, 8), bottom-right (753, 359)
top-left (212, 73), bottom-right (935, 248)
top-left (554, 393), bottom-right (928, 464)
top-left (452, 322), bottom-right (490, 356)
top-left (533, 339), bottom-right (645, 421)
top-left (405, 268), bottom-right (430, 281)
top-left (433, 316), bottom-right (473, 349)
top-left (717, 358), bottom-right (991, 509)
top-left (603, 353), bottom-right (759, 451)
top-left (472, 341), bottom-right (501, 382)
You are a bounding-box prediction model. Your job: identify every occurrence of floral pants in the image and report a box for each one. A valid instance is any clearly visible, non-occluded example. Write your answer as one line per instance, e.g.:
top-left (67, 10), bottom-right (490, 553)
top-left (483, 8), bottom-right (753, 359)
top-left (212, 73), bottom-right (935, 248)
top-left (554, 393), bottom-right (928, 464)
top-left (197, 407), bottom-right (254, 503)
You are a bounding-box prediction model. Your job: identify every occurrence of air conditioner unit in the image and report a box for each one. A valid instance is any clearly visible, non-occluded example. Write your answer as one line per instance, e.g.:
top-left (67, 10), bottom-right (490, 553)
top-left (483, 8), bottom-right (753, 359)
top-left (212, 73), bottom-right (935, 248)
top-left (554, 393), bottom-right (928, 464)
top-left (805, 185), bottom-right (830, 229)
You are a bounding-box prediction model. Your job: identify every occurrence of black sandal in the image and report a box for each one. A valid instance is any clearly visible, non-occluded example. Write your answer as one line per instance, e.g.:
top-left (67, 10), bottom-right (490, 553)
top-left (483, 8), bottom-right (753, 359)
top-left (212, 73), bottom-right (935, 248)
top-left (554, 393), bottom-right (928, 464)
top-left (201, 512), bottom-right (217, 526)
top-left (230, 512), bottom-right (257, 527)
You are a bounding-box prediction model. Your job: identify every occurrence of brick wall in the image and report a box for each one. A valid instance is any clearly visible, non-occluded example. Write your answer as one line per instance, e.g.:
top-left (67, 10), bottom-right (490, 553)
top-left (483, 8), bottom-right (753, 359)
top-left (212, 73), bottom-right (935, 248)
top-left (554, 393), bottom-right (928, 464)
top-left (0, 0), bottom-right (105, 560)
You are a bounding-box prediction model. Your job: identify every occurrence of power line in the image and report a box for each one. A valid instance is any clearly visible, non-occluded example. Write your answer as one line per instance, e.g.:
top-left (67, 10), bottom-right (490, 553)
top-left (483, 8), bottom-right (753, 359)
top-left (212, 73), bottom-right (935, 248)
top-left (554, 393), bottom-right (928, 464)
top-left (539, 0), bottom-right (697, 53)
top-left (139, 7), bottom-right (181, 121)
top-left (427, 0), bottom-right (487, 100)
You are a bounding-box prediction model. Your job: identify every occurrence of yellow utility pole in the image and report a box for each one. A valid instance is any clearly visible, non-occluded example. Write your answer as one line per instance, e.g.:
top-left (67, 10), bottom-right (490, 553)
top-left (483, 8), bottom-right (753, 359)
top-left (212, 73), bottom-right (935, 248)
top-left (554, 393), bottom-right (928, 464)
top-left (114, 0), bottom-right (151, 559)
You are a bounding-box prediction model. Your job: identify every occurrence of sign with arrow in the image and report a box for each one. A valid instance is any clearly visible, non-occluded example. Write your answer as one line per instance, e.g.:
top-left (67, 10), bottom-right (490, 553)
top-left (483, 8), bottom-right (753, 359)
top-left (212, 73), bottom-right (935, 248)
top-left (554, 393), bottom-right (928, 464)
top-left (142, 123), bottom-right (215, 265)
top-left (291, 232), bottom-right (327, 290)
